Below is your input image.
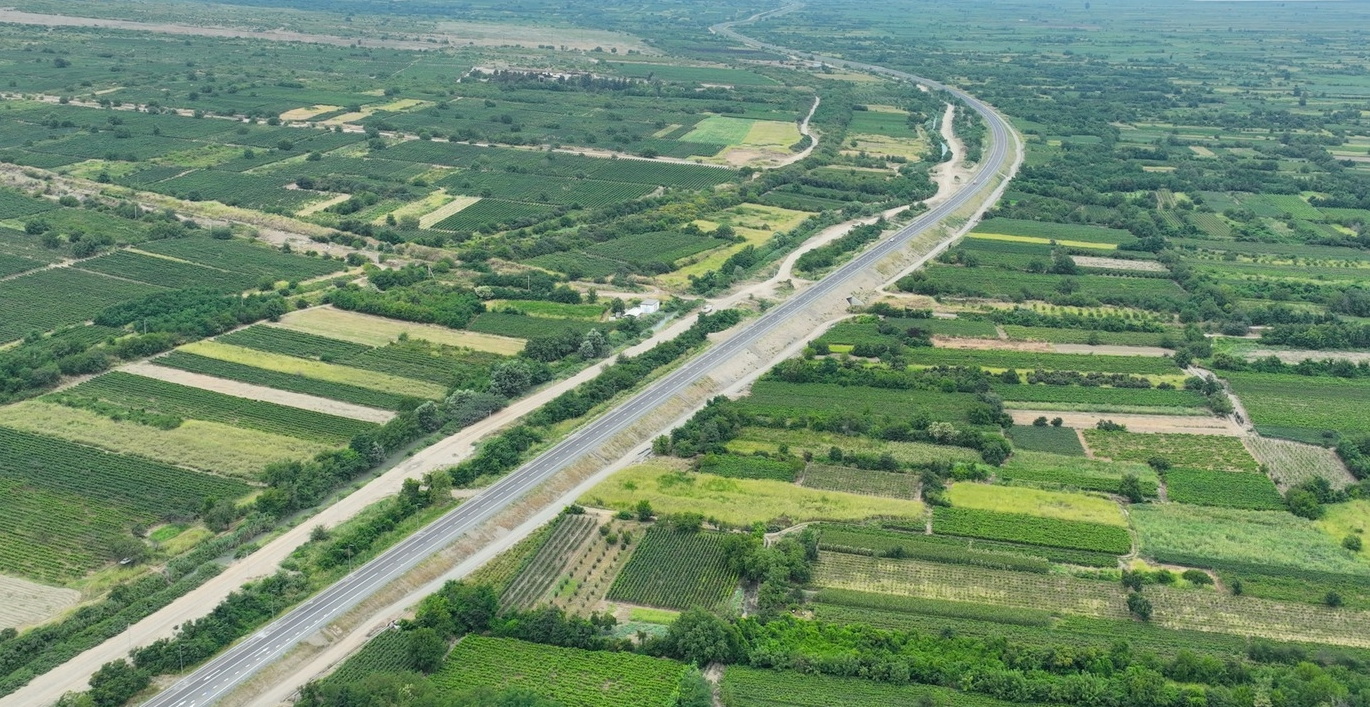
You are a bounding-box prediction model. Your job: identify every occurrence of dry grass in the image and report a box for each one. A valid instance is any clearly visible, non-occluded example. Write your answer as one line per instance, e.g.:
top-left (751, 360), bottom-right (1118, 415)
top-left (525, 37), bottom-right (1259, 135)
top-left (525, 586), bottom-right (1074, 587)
top-left (0, 573), bottom-right (79, 630)
top-left (945, 482), bottom-right (1127, 526)
top-left (273, 307), bottom-right (525, 354)
top-left (0, 401), bottom-right (331, 478)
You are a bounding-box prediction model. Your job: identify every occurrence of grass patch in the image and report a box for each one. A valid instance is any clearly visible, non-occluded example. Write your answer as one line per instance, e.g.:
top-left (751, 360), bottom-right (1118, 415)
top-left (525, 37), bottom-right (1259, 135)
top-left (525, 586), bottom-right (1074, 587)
top-left (946, 483), bottom-right (1126, 526)
top-left (1082, 431), bottom-right (1260, 472)
top-left (274, 307), bottom-right (525, 353)
top-left (579, 462), bottom-right (924, 527)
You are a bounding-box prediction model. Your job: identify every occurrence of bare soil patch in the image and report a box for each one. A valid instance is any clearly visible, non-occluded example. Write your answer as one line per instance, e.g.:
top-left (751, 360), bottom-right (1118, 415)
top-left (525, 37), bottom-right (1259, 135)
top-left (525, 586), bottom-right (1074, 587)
top-left (0, 574), bottom-right (79, 631)
top-left (1009, 410), bottom-right (1242, 436)
top-left (1074, 256), bottom-right (1167, 272)
top-left (1051, 344), bottom-right (1172, 357)
top-left (934, 337), bottom-right (1050, 351)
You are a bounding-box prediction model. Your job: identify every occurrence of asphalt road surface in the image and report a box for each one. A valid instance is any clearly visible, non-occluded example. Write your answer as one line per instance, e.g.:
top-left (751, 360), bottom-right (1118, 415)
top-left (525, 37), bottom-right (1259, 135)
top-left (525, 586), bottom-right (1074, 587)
top-left (142, 11), bottom-right (1015, 707)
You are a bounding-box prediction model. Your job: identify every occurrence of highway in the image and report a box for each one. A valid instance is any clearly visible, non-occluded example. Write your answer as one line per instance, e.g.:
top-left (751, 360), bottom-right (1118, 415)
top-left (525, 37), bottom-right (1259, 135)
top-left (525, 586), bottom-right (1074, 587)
top-left (142, 10), bottom-right (1016, 707)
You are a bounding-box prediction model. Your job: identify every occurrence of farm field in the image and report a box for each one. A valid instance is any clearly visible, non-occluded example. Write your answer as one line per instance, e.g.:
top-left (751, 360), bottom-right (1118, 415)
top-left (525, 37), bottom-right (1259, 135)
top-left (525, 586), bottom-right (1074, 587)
top-left (0, 426), bottom-right (250, 583)
top-left (1082, 430), bottom-right (1261, 471)
top-left (997, 449), bottom-right (1159, 496)
top-left (273, 307), bottom-right (526, 354)
top-left (727, 427), bottom-right (981, 465)
top-left (944, 482), bottom-right (1126, 526)
top-left (1223, 371), bottom-right (1370, 441)
top-left (798, 465), bottom-right (919, 499)
top-left (578, 462), bottom-right (925, 527)
top-left (0, 400), bottom-right (331, 478)
top-left (434, 636), bottom-right (687, 706)
top-left (606, 526), bottom-right (738, 611)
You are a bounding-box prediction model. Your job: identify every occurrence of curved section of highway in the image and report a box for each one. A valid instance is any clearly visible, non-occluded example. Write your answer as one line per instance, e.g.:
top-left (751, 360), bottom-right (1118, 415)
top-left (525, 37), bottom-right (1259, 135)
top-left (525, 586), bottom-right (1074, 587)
top-left (143, 9), bottom-right (1018, 707)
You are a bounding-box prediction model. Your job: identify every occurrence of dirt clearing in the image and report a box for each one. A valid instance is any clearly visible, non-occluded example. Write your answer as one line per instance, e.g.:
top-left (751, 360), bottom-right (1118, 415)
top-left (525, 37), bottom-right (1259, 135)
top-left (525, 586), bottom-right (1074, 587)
top-left (1010, 410), bottom-right (1243, 436)
top-left (121, 362), bottom-right (395, 423)
top-left (0, 574), bottom-right (79, 631)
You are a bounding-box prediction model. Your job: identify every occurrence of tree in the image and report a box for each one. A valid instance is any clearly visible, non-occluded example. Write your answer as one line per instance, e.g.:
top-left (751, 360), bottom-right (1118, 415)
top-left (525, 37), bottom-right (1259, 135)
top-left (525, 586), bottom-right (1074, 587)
top-left (407, 627), bottom-right (447, 673)
top-left (1119, 474), bottom-right (1145, 504)
top-left (635, 499), bottom-right (654, 521)
top-left (1325, 591), bottom-right (1344, 608)
top-left (675, 668), bottom-right (714, 707)
top-left (1126, 592), bottom-right (1153, 621)
top-left (1344, 534), bottom-right (1363, 552)
top-left (1286, 488), bottom-right (1323, 519)
top-left (87, 660), bottom-right (149, 707)
top-left (1050, 417), bottom-right (1063, 427)
top-left (657, 608), bottom-right (744, 665)
top-left (1032, 416), bottom-right (1048, 427)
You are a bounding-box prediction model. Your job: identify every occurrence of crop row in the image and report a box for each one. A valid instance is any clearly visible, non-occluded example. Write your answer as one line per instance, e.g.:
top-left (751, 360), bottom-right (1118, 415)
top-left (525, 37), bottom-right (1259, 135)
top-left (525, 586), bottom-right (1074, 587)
top-left (76, 250), bottom-right (259, 292)
top-left (817, 525), bottom-right (1052, 573)
top-left (436, 636), bottom-right (686, 707)
top-left (137, 235), bottom-right (343, 281)
top-left (932, 506), bottom-right (1132, 554)
top-left (800, 465), bottom-right (918, 500)
top-left (698, 453), bottom-right (798, 482)
top-left (1164, 468), bottom-right (1284, 510)
top-left (502, 514), bottom-right (596, 610)
top-left (439, 171), bottom-right (654, 207)
top-left (155, 352), bottom-right (412, 409)
top-left (906, 347), bottom-right (1180, 376)
top-left (63, 371), bottom-right (374, 445)
top-left (607, 526), bottom-right (738, 611)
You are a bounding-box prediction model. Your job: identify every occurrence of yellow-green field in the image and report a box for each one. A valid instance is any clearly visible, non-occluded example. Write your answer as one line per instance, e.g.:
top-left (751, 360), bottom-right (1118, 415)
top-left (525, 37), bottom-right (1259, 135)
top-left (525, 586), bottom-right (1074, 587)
top-left (1316, 499), bottom-right (1369, 559)
top-left (662, 203), bottom-right (813, 286)
top-left (0, 401), bottom-right (330, 478)
top-left (945, 482), bottom-right (1127, 526)
top-left (578, 461), bottom-right (925, 526)
top-left (842, 133), bottom-right (927, 161)
top-left (180, 340), bottom-right (446, 398)
top-left (279, 104), bottom-right (342, 121)
top-left (418, 194), bottom-right (481, 228)
top-left (272, 307), bottom-right (525, 354)
top-left (968, 233), bottom-right (1118, 250)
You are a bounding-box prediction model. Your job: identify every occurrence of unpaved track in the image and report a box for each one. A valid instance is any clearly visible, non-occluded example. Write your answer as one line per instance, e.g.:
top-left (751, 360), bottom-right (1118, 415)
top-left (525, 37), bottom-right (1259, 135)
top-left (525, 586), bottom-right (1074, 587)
top-left (122, 362), bottom-right (395, 423)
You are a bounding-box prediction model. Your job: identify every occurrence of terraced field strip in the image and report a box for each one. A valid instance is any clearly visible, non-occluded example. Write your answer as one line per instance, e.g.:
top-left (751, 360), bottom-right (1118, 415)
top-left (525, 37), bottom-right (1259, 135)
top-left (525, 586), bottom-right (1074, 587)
top-left (272, 306), bottom-right (526, 353)
top-left (176, 340), bottom-right (446, 399)
top-left (1012, 411), bottom-right (1241, 435)
top-left (122, 362), bottom-right (394, 423)
top-left (418, 194), bottom-right (480, 228)
top-left (814, 552), bottom-right (1130, 619)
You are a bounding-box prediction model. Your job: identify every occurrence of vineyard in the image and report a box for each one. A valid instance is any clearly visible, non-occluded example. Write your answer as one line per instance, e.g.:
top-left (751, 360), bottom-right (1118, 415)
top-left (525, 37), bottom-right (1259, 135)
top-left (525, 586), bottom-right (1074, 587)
top-left (996, 450), bottom-right (1158, 497)
top-left (62, 371), bottom-right (374, 444)
top-left (438, 171), bottom-right (654, 207)
top-left (1223, 372), bottom-right (1370, 439)
top-left (814, 588), bottom-right (1055, 627)
top-left (1082, 431), bottom-right (1260, 472)
top-left (727, 427), bottom-right (980, 466)
top-left (317, 629), bottom-right (412, 687)
top-left (177, 341), bottom-right (447, 399)
top-left (429, 199), bottom-right (557, 233)
top-left (607, 526), bottom-right (738, 611)
top-left (932, 506), bottom-right (1132, 554)
top-left (812, 552), bottom-right (1131, 619)
top-left (993, 384), bottom-right (1207, 409)
top-left (435, 636), bottom-right (687, 707)
top-left (817, 525), bottom-right (1054, 573)
top-left (76, 250), bottom-right (259, 292)
top-left (740, 381), bottom-right (980, 423)
top-left (502, 514), bottom-right (597, 610)
top-left (721, 666), bottom-right (1022, 707)
top-left (1005, 425), bottom-right (1084, 455)
top-left (1163, 467), bottom-right (1285, 510)
top-left (135, 235), bottom-right (343, 281)
top-left (799, 465), bottom-right (919, 499)
top-left (0, 268), bottom-right (163, 343)
top-left (1244, 436), bottom-right (1357, 490)
top-left (0, 426), bottom-right (250, 582)
top-left (155, 351), bottom-right (414, 410)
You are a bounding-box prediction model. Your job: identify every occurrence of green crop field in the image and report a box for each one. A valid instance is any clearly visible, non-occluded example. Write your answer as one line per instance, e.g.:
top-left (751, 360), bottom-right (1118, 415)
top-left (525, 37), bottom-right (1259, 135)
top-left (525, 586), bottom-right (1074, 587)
top-left (435, 636), bottom-right (687, 706)
top-left (932, 506), bottom-right (1132, 554)
top-left (606, 526), bottom-right (739, 611)
top-left (739, 381), bottom-right (980, 423)
top-left (1163, 467), bottom-right (1285, 510)
top-left (58, 372), bottom-right (373, 444)
top-left (907, 347), bottom-right (1180, 376)
top-left (996, 450), bottom-right (1159, 497)
top-left (722, 666), bottom-right (1020, 707)
top-left (1132, 504), bottom-right (1370, 577)
top-left (0, 426), bottom-right (249, 582)
top-left (728, 427), bottom-right (981, 466)
top-left (1082, 431), bottom-right (1260, 472)
top-left (994, 384), bottom-right (1207, 409)
top-left (799, 465), bottom-right (919, 499)
top-left (1223, 372), bottom-right (1370, 440)
top-left (971, 218), bottom-right (1139, 245)
top-left (1005, 425), bottom-right (1084, 455)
